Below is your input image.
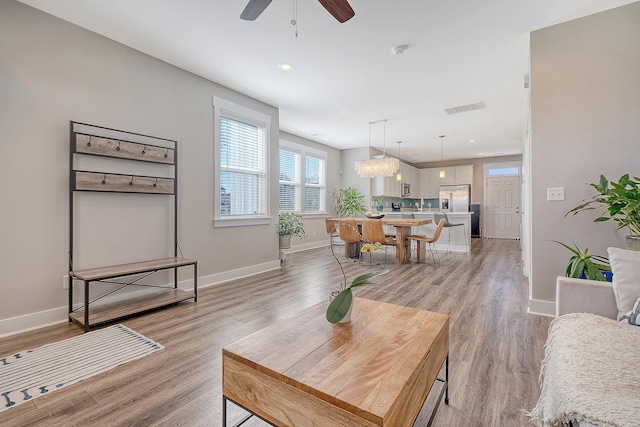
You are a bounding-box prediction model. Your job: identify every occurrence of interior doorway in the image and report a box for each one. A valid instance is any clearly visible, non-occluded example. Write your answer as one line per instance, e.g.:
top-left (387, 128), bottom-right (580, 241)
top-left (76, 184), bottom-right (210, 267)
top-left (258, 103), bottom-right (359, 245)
top-left (483, 163), bottom-right (522, 239)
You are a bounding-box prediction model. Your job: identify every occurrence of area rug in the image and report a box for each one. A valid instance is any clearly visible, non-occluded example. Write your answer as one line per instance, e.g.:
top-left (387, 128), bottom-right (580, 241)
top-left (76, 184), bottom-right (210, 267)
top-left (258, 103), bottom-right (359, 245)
top-left (0, 324), bottom-right (163, 412)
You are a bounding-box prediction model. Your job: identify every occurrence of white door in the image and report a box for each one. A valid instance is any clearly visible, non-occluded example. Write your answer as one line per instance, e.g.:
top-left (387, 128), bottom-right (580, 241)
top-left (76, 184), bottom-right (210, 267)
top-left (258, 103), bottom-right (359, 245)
top-left (485, 176), bottom-right (521, 239)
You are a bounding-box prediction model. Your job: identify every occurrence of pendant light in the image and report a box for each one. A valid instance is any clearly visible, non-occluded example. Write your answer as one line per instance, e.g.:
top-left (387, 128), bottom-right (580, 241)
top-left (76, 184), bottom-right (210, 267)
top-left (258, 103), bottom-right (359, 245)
top-left (354, 120), bottom-right (400, 178)
top-left (439, 135), bottom-right (446, 179)
top-left (396, 141), bottom-right (402, 181)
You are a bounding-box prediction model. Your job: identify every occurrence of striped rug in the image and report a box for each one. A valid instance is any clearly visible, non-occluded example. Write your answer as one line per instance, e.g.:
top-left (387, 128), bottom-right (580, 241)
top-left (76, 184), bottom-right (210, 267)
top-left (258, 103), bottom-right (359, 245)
top-left (0, 324), bottom-right (163, 412)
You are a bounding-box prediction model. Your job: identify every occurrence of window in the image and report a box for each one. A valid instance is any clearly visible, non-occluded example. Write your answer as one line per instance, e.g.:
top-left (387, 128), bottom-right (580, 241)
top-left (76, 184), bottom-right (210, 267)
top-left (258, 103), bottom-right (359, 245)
top-left (488, 166), bottom-right (519, 176)
top-left (279, 141), bottom-right (326, 214)
top-left (214, 97), bottom-right (270, 225)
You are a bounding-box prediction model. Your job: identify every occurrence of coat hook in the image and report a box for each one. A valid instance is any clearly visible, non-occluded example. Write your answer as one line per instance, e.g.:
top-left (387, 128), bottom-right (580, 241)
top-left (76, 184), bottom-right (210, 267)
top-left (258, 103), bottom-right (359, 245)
top-left (129, 176), bottom-right (134, 186)
top-left (116, 141), bottom-right (121, 151)
top-left (102, 174), bottom-right (107, 185)
top-left (153, 178), bottom-right (158, 188)
top-left (142, 145), bottom-right (146, 155)
top-left (87, 136), bottom-right (92, 147)
top-left (164, 149), bottom-right (169, 158)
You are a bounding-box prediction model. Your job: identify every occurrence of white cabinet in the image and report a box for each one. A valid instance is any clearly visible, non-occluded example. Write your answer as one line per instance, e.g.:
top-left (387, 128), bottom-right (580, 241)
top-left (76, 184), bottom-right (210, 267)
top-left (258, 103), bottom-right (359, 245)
top-left (454, 165), bottom-right (474, 185)
top-left (372, 175), bottom-right (400, 197)
top-left (419, 165), bottom-right (474, 197)
top-left (420, 168), bottom-right (440, 198)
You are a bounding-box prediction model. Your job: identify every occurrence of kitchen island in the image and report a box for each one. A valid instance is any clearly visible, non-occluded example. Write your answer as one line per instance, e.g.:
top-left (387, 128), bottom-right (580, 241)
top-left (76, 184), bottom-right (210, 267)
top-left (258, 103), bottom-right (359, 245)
top-left (383, 212), bottom-right (473, 253)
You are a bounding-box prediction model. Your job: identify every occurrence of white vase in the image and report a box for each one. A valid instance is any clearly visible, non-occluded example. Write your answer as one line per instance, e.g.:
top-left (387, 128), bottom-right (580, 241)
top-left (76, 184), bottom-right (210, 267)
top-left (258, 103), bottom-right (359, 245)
top-left (626, 235), bottom-right (640, 251)
top-left (279, 235), bottom-right (291, 249)
top-left (329, 291), bottom-right (353, 323)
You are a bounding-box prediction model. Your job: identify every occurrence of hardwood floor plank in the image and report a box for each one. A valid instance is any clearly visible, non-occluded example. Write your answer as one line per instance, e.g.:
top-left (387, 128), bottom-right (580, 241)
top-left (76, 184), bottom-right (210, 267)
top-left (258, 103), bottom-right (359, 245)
top-left (0, 239), bottom-right (550, 426)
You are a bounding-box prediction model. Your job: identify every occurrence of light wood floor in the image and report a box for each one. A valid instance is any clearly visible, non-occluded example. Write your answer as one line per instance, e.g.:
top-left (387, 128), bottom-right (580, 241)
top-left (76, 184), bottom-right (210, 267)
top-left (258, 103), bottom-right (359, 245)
top-left (0, 239), bottom-right (551, 427)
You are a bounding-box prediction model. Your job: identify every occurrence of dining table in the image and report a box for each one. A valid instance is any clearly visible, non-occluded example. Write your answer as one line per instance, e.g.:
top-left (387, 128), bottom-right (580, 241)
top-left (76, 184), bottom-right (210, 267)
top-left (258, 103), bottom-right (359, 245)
top-left (327, 217), bottom-right (432, 264)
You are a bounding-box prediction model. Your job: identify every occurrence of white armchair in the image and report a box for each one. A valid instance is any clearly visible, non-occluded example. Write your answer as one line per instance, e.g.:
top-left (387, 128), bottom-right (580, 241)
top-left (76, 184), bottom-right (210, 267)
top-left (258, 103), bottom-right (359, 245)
top-left (555, 276), bottom-right (617, 319)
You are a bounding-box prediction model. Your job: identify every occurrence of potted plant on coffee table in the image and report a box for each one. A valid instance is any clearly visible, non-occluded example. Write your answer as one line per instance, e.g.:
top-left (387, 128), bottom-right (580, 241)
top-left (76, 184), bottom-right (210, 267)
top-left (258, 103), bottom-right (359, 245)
top-left (566, 174), bottom-right (640, 250)
top-left (278, 211), bottom-right (306, 249)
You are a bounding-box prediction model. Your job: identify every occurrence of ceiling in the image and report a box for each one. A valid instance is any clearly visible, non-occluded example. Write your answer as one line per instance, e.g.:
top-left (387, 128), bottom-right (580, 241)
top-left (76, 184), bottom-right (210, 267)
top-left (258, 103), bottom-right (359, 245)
top-left (19, 0), bottom-right (637, 164)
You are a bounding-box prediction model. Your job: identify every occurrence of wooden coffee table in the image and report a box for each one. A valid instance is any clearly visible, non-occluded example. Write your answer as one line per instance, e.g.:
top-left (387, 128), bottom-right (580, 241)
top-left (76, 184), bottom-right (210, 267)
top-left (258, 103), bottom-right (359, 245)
top-left (222, 298), bottom-right (449, 426)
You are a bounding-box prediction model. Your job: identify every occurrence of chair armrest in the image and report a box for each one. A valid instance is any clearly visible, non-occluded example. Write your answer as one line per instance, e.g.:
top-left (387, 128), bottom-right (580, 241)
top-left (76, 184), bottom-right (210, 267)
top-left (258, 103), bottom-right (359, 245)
top-left (555, 276), bottom-right (618, 319)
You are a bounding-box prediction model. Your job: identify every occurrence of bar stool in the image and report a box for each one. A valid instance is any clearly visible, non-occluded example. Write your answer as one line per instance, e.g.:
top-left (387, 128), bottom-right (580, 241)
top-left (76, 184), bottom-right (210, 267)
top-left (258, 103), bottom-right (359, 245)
top-left (434, 213), bottom-right (468, 253)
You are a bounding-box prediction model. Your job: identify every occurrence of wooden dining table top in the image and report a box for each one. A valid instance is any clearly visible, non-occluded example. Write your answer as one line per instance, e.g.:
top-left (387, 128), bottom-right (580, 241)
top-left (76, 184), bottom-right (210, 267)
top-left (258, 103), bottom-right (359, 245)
top-left (327, 217), bottom-right (431, 227)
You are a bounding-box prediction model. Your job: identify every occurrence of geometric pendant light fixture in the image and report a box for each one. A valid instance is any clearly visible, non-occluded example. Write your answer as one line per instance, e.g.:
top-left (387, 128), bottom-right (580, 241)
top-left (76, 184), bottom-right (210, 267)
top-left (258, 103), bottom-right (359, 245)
top-left (354, 119), bottom-right (400, 178)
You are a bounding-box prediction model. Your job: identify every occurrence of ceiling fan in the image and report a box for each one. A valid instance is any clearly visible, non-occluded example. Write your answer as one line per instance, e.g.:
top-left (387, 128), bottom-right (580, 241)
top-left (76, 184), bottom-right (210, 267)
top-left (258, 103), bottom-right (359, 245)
top-left (241, 0), bottom-right (355, 23)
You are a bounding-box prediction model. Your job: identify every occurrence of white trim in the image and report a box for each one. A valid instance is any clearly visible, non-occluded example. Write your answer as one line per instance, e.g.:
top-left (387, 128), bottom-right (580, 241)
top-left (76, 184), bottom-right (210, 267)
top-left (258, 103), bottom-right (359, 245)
top-left (528, 298), bottom-right (556, 317)
top-left (213, 216), bottom-right (271, 228)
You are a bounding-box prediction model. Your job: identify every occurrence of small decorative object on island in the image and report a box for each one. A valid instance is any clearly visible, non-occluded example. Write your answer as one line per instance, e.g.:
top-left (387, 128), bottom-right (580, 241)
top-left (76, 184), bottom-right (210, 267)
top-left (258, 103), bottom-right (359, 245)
top-left (326, 223), bottom-right (388, 323)
top-left (567, 174), bottom-right (640, 250)
top-left (552, 241), bottom-right (612, 281)
top-left (278, 211), bottom-right (306, 249)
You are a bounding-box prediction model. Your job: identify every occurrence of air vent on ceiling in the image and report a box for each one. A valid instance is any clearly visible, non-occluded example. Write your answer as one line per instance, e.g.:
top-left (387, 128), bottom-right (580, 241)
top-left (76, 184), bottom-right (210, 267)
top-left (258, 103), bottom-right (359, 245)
top-left (443, 101), bottom-right (485, 115)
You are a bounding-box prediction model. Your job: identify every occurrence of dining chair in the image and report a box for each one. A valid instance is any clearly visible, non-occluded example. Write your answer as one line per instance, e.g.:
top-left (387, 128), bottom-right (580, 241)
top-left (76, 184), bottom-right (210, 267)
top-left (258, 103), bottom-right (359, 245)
top-left (361, 218), bottom-right (397, 266)
top-left (337, 218), bottom-right (364, 263)
top-left (407, 219), bottom-right (445, 267)
top-left (435, 213), bottom-right (468, 253)
top-left (324, 216), bottom-right (340, 247)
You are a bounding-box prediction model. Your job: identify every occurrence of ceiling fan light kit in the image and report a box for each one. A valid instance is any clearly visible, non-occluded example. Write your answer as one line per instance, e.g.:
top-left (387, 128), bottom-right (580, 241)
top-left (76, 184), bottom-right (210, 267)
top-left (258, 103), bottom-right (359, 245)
top-left (354, 120), bottom-right (399, 179)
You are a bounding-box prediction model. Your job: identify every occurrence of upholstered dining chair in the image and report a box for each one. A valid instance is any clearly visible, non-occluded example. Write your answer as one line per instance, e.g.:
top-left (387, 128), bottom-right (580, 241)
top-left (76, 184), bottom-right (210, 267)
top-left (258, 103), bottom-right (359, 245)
top-left (361, 218), bottom-right (397, 266)
top-left (337, 218), bottom-right (364, 263)
top-left (407, 219), bottom-right (445, 267)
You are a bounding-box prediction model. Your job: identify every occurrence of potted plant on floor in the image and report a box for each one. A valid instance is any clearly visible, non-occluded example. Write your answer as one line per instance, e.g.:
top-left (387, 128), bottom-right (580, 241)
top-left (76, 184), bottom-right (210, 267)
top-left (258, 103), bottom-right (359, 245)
top-left (278, 211), bottom-right (306, 249)
top-left (552, 241), bottom-right (612, 281)
top-left (566, 174), bottom-right (640, 250)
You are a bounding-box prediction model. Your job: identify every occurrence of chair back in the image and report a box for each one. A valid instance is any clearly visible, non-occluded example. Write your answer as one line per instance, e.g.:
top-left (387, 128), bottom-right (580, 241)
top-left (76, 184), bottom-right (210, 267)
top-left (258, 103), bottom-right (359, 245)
top-left (362, 219), bottom-right (386, 244)
top-left (431, 218), bottom-right (446, 242)
top-left (324, 216), bottom-right (338, 236)
top-left (337, 219), bottom-right (361, 243)
top-left (434, 213), bottom-right (451, 227)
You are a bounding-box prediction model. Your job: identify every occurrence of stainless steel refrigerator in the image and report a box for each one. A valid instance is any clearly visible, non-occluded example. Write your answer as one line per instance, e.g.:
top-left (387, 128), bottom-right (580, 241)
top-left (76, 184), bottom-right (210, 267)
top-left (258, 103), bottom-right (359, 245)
top-left (439, 184), bottom-right (471, 212)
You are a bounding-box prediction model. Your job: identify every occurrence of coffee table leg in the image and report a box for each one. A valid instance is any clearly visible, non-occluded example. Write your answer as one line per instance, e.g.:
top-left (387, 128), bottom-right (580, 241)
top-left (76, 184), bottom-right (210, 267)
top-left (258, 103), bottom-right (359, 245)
top-left (445, 354), bottom-right (449, 405)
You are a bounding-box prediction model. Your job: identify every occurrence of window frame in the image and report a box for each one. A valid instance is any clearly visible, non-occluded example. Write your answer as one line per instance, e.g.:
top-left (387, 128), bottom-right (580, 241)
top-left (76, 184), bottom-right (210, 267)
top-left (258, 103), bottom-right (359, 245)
top-left (279, 140), bottom-right (327, 215)
top-left (213, 96), bottom-right (271, 227)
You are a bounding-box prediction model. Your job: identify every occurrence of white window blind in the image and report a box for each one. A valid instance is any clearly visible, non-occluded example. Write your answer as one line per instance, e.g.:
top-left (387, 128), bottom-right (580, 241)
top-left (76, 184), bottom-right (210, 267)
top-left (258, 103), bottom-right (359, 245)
top-left (304, 155), bottom-right (325, 213)
top-left (279, 149), bottom-right (299, 211)
top-left (278, 141), bottom-right (326, 215)
top-left (219, 114), bottom-right (267, 217)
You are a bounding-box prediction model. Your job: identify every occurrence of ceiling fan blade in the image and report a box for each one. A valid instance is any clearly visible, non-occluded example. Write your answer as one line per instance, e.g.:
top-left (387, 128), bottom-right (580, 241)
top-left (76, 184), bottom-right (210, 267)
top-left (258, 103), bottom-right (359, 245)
top-left (317, 0), bottom-right (355, 23)
top-left (240, 0), bottom-right (273, 21)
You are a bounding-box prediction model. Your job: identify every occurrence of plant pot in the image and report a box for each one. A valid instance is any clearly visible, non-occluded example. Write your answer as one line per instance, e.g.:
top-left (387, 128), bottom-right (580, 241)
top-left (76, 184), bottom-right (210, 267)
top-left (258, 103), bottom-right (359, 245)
top-left (279, 235), bottom-right (291, 249)
top-left (329, 290), bottom-right (352, 323)
top-left (625, 235), bottom-right (640, 251)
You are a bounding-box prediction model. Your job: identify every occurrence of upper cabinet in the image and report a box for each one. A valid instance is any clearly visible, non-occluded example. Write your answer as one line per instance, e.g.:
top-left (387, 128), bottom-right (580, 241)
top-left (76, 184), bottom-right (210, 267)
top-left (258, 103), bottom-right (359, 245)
top-left (419, 165), bottom-right (474, 197)
top-left (371, 162), bottom-right (419, 197)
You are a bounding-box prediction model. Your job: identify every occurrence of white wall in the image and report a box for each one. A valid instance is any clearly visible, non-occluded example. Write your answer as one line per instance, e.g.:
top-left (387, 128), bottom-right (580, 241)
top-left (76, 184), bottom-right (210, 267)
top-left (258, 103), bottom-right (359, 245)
top-left (0, 1), bottom-right (286, 333)
top-left (529, 2), bottom-right (640, 313)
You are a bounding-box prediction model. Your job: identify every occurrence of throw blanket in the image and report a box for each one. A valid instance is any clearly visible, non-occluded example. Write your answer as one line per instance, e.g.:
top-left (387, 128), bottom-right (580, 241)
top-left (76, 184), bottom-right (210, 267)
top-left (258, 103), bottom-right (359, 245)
top-left (529, 313), bottom-right (640, 427)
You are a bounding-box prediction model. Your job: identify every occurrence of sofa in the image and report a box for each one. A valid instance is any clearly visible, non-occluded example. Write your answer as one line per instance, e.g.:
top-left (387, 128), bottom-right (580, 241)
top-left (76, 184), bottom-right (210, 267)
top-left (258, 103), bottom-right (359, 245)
top-left (530, 247), bottom-right (640, 427)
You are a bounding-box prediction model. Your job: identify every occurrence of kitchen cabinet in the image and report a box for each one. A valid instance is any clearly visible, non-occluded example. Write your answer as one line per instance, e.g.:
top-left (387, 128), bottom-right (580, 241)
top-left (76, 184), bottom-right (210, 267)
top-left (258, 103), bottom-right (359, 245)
top-left (372, 162), bottom-right (419, 197)
top-left (419, 165), bottom-right (474, 197)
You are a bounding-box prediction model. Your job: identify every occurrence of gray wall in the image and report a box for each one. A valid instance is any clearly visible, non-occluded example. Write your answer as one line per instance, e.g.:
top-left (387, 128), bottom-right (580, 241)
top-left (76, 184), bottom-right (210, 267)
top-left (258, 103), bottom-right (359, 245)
top-left (529, 2), bottom-right (640, 307)
top-left (0, 1), bottom-right (285, 331)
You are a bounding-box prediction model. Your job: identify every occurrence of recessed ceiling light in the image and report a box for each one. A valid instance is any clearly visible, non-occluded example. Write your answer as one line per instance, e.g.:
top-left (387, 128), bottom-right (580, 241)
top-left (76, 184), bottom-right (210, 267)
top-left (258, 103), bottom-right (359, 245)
top-left (478, 152), bottom-right (484, 156)
top-left (469, 139), bottom-right (475, 143)
top-left (278, 63), bottom-right (294, 71)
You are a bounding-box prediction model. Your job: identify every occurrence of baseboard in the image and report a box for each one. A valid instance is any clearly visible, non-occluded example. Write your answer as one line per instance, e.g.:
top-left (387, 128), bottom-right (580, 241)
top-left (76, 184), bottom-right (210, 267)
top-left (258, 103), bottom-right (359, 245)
top-left (0, 258), bottom-right (283, 338)
top-left (528, 298), bottom-right (556, 318)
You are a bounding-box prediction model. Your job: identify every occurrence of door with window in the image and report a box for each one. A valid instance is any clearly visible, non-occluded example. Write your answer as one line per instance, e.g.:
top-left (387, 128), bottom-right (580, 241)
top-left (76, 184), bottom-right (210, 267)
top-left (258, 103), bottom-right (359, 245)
top-left (484, 164), bottom-right (521, 239)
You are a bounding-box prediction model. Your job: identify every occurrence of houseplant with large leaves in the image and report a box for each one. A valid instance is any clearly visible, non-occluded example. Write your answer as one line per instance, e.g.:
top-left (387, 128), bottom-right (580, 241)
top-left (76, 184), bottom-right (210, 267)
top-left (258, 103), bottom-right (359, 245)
top-left (552, 241), bottom-right (611, 281)
top-left (567, 174), bottom-right (640, 249)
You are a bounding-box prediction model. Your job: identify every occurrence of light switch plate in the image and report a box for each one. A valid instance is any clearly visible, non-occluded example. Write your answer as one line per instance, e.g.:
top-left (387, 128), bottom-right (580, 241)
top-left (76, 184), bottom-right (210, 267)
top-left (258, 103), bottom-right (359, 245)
top-left (547, 187), bottom-right (565, 201)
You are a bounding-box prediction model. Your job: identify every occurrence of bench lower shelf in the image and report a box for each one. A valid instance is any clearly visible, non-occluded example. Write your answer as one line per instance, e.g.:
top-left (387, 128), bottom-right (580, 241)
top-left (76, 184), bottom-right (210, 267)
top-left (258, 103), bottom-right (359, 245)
top-left (69, 289), bottom-right (195, 328)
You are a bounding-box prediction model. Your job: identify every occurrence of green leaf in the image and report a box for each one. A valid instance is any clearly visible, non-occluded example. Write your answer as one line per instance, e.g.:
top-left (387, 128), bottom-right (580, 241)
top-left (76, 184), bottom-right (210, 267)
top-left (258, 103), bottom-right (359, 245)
top-left (349, 269), bottom-right (389, 288)
top-left (326, 288), bottom-right (353, 323)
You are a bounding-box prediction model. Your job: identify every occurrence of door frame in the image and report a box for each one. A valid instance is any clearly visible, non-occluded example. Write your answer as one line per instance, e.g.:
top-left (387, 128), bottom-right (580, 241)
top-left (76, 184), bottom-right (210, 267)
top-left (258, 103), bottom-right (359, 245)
top-left (482, 161), bottom-right (523, 239)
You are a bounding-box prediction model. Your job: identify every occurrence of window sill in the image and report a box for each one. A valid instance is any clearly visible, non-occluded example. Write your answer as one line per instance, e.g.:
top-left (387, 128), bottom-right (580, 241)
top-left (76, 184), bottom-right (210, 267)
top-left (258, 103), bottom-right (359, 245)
top-left (213, 216), bottom-right (272, 228)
